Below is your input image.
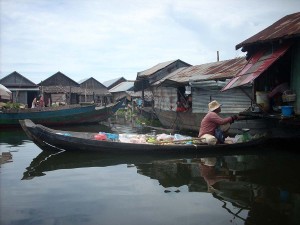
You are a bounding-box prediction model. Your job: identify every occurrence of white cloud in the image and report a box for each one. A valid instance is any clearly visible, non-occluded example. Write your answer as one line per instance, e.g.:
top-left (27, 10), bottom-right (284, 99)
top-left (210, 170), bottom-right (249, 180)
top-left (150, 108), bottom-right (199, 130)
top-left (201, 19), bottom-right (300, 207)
top-left (1, 0), bottom-right (299, 83)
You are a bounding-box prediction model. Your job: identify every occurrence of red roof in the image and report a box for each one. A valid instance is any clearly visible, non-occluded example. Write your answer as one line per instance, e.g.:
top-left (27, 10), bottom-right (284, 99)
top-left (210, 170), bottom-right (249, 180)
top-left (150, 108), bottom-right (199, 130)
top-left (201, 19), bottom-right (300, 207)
top-left (222, 42), bottom-right (292, 91)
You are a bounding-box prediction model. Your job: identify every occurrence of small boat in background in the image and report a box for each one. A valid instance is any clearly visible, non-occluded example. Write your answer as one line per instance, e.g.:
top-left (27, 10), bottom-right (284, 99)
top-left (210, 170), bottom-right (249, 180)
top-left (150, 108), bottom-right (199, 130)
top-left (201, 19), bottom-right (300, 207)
top-left (19, 119), bottom-right (267, 154)
top-left (0, 103), bottom-right (116, 128)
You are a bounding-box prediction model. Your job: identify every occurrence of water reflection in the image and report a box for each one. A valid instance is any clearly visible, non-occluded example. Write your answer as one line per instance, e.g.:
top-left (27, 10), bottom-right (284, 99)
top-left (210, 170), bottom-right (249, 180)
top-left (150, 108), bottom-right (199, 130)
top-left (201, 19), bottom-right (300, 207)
top-left (22, 149), bottom-right (300, 224)
top-left (136, 155), bottom-right (300, 224)
top-left (2, 120), bottom-right (300, 225)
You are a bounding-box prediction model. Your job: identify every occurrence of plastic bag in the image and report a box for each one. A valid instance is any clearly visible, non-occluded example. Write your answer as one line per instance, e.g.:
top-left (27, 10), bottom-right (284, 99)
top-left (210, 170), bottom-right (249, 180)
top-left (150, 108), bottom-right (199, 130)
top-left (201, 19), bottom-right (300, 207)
top-left (174, 134), bottom-right (192, 141)
top-left (105, 132), bottom-right (119, 141)
top-left (233, 134), bottom-right (243, 143)
top-left (156, 133), bottom-right (174, 141)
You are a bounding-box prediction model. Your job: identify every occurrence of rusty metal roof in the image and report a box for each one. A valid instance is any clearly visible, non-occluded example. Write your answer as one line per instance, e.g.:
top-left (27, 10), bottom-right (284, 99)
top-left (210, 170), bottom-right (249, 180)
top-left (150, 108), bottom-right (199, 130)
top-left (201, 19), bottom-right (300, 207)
top-left (155, 57), bottom-right (247, 86)
top-left (236, 12), bottom-right (300, 50)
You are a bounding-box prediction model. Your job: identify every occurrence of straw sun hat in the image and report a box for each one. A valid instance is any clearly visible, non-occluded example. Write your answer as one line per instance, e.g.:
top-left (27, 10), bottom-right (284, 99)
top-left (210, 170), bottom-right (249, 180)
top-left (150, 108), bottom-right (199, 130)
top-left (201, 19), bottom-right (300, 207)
top-left (208, 100), bottom-right (222, 112)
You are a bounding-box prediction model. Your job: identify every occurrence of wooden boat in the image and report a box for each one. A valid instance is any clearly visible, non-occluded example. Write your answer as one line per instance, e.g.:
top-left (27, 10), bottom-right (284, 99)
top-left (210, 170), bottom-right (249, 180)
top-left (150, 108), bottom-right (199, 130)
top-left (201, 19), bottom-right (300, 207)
top-left (20, 119), bottom-right (267, 154)
top-left (0, 103), bottom-right (117, 128)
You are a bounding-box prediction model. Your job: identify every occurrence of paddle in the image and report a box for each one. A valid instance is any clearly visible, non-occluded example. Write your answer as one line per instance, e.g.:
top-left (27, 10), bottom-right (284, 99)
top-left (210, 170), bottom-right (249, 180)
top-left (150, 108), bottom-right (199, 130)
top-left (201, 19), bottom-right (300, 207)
top-left (237, 114), bottom-right (261, 120)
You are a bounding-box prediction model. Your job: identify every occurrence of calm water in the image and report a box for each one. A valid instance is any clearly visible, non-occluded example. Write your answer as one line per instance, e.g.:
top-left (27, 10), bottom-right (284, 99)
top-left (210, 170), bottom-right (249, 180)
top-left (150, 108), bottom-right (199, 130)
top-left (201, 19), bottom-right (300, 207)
top-left (1, 120), bottom-right (300, 225)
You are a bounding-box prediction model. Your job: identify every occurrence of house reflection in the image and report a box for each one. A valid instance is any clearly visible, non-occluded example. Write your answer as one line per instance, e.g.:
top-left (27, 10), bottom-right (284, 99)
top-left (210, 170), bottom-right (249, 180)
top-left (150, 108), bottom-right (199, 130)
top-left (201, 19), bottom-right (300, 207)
top-left (0, 152), bottom-right (13, 165)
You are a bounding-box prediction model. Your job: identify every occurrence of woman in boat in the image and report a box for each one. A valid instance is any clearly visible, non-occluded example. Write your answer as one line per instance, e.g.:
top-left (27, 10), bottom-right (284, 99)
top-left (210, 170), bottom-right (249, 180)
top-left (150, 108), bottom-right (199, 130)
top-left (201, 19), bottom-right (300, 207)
top-left (36, 95), bottom-right (44, 108)
top-left (198, 100), bottom-right (239, 145)
top-left (176, 97), bottom-right (188, 112)
top-left (31, 96), bottom-right (37, 108)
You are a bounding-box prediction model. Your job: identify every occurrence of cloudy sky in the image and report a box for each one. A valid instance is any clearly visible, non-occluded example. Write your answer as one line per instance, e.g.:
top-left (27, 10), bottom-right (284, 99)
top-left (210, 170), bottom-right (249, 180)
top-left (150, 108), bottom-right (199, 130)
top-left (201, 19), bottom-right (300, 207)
top-left (1, 0), bottom-right (299, 84)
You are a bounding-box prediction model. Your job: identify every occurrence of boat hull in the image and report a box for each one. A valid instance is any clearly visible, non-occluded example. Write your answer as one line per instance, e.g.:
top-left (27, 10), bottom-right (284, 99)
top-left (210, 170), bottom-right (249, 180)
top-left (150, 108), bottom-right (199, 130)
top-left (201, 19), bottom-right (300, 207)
top-left (1, 104), bottom-right (114, 127)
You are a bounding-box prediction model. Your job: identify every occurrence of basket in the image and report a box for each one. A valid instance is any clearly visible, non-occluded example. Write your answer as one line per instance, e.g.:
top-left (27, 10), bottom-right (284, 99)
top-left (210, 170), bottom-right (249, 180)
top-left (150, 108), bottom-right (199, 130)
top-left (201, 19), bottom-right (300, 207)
top-left (282, 90), bottom-right (296, 102)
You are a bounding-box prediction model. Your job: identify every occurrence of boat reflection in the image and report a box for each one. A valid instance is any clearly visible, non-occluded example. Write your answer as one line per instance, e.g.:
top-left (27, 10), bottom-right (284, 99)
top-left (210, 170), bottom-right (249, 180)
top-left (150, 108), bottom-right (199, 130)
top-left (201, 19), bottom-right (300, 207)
top-left (23, 150), bottom-right (300, 224)
top-left (22, 150), bottom-right (199, 179)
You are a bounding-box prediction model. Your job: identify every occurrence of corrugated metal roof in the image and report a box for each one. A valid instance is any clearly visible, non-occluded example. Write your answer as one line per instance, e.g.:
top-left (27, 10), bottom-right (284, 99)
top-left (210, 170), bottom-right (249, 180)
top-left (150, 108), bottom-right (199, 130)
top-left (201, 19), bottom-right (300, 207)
top-left (103, 77), bottom-right (125, 87)
top-left (78, 78), bottom-right (89, 84)
top-left (39, 71), bottom-right (79, 86)
top-left (109, 81), bottom-right (134, 93)
top-left (0, 71), bottom-right (38, 87)
top-left (79, 77), bottom-right (108, 90)
top-left (137, 59), bottom-right (178, 77)
top-left (152, 67), bottom-right (187, 86)
top-left (236, 12), bottom-right (300, 50)
top-left (155, 57), bottom-right (247, 86)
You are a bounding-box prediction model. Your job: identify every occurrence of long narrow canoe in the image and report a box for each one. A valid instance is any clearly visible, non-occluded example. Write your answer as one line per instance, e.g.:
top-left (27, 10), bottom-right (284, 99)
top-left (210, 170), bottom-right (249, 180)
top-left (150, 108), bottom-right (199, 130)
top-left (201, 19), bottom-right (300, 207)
top-left (1, 103), bottom-right (116, 127)
top-left (19, 119), bottom-right (267, 154)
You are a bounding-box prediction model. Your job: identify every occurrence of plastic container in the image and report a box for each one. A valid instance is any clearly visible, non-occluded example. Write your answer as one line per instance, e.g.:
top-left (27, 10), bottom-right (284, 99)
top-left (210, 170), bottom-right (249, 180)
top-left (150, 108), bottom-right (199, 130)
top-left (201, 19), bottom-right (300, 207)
top-left (256, 91), bottom-right (270, 112)
top-left (94, 133), bottom-right (107, 141)
top-left (281, 106), bottom-right (293, 117)
top-left (282, 90), bottom-right (296, 102)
